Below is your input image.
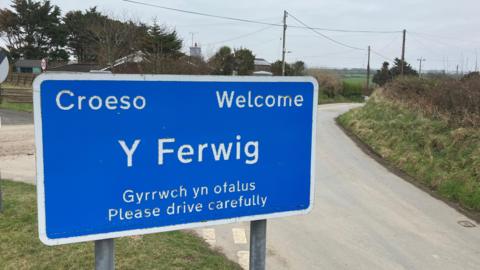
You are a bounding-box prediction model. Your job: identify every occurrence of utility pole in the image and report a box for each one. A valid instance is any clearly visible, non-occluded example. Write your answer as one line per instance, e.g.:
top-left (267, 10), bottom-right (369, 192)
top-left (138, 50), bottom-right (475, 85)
top-left (401, 29), bottom-right (406, 76)
top-left (281, 10), bottom-right (287, 76)
top-left (417, 57), bottom-right (426, 77)
top-left (366, 46), bottom-right (371, 93)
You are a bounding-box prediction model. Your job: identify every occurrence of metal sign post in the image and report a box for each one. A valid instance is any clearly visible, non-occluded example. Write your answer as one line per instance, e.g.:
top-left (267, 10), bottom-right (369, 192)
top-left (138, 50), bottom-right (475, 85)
top-left (249, 219), bottom-right (267, 270)
top-left (95, 239), bottom-right (114, 270)
top-left (0, 171), bottom-right (3, 213)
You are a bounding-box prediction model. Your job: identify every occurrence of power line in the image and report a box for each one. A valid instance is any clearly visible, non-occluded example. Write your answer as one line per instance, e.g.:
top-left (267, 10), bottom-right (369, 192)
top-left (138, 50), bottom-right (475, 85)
top-left (122, 0), bottom-right (282, 27)
top-left (286, 12), bottom-right (365, 51)
top-left (370, 49), bottom-right (394, 62)
top-left (122, 0), bottom-right (401, 34)
top-left (204, 25), bottom-right (276, 46)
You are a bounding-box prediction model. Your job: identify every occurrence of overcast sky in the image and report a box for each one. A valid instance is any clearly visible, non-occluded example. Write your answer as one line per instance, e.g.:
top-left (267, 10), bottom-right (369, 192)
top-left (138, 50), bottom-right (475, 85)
top-left (1, 0), bottom-right (479, 72)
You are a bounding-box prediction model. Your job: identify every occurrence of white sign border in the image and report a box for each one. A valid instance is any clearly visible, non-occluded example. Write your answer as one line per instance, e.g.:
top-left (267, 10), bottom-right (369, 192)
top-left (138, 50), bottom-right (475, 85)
top-left (33, 73), bottom-right (319, 246)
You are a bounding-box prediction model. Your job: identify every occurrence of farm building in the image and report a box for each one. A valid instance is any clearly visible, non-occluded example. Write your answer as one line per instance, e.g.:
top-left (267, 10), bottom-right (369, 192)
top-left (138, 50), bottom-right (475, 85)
top-left (254, 58), bottom-right (271, 72)
top-left (14, 59), bottom-right (42, 74)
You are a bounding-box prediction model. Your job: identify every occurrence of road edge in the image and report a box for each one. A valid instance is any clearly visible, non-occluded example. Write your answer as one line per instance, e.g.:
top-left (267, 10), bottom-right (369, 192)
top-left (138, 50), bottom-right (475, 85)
top-left (335, 116), bottom-right (480, 224)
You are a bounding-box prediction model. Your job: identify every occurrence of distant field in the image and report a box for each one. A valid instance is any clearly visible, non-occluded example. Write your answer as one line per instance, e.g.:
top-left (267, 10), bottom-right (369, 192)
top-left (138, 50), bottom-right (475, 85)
top-left (342, 74), bottom-right (372, 86)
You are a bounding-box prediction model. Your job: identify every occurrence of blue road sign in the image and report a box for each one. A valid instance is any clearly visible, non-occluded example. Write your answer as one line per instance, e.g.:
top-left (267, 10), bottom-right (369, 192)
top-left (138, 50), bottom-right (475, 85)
top-left (33, 74), bottom-right (318, 245)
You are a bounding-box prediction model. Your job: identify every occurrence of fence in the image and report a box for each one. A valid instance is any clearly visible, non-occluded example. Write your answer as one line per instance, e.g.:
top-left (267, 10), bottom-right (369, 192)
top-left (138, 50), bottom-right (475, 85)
top-left (0, 73), bottom-right (35, 104)
top-left (0, 87), bottom-right (33, 103)
top-left (4, 72), bottom-right (37, 87)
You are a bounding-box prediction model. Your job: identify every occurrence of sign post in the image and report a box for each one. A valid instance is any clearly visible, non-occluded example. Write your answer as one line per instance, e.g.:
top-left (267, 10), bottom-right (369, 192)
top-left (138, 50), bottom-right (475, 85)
top-left (249, 219), bottom-right (267, 269)
top-left (95, 239), bottom-right (114, 270)
top-left (33, 74), bottom-right (318, 268)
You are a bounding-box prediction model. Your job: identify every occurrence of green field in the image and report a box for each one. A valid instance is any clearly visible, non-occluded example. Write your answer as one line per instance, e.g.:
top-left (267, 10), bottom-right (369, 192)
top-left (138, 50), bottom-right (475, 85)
top-left (0, 100), bottom-right (33, 112)
top-left (0, 180), bottom-right (241, 270)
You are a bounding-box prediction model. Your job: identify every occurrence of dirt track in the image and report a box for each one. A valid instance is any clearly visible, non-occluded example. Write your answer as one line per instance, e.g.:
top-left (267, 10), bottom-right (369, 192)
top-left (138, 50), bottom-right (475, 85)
top-left (0, 124), bottom-right (35, 184)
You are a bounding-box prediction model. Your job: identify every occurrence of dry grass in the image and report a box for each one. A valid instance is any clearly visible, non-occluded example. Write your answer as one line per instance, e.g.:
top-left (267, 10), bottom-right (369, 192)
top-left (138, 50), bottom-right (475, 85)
top-left (338, 95), bottom-right (480, 212)
top-left (381, 76), bottom-right (480, 127)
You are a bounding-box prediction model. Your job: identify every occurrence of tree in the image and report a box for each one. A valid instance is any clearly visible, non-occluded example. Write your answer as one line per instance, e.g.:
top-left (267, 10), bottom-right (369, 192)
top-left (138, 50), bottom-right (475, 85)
top-left (142, 21), bottom-right (183, 73)
top-left (372, 62), bottom-right (392, 86)
top-left (208, 46), bottom-right (235, 75)
top-left (291, 61), bottom-right (305, 75)
top-left (271, 60), bottom-right (290, 76)
top-left (233, 48), bottom-right (254, 75)
top-left (271, 60), bottom-right (307, 76)
top-left (89, 17), bottom-right (146, 66)
top-left (64, 7), bottom-right (105, 63)
top-left (143, 22), bottom-right (182, 56)
top-left (0, 0), bottom-right (68, 61)
top-left (390, 58), bottom-right (418, 77)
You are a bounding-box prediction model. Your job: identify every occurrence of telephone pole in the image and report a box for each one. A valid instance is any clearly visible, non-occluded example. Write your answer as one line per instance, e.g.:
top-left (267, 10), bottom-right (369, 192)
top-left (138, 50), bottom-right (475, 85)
top-left (417, 57), bottom-right (426, 77)
top-left (401, 29), bottom-right (406, 76)
top-left (281, 10), bottom-right (287, 76)
top-left (366, 46), bottom-right (371, 93)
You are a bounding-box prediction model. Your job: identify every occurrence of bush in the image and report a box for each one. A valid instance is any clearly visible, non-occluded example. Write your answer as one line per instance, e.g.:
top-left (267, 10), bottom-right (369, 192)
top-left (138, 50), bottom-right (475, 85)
top-left (381, 76), bottom-right (480, 127)
top-left (307, 69), bottom-right (342, 97)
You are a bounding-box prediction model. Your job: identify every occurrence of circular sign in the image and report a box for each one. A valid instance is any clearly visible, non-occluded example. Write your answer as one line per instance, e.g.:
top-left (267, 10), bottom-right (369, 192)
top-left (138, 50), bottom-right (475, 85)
top-left (41, 58), bottom-right (47, 71)
top-left (0, 49), bottom-right (9, 84)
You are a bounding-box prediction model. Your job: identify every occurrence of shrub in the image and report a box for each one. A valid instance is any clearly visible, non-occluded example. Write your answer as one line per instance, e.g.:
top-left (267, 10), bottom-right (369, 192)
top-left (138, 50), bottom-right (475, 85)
top-left (307, 69), bottom-right (342, 97)
top-left (381, 76), bottom-right (480, 127)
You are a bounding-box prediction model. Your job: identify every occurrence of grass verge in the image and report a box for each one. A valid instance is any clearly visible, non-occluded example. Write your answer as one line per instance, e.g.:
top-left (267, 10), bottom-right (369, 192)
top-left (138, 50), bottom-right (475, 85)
top-left (0, 101), bottom-right (33, 112)
top-left (337, 98), bottom-right (480, 213)
top-left (0, 180), bottom-right (241, 270)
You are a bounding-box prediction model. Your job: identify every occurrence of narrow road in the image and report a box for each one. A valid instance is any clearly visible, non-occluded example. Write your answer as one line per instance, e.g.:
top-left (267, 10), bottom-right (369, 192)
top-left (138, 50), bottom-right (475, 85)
top-left (0, 108), bottom-right (33, 125)
top-left (2, 104), bottom-right (480, 269)
top-left (0, 109), bottom-right (35, 183)
top-left (196, 103), bottom-right (480, 270)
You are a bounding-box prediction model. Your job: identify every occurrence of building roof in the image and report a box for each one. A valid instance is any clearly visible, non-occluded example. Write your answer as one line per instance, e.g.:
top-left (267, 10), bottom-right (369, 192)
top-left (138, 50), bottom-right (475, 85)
top-left (14, 59), bottom-right (42, 68)
top-left (48, 63), bottom-right (101, 72)
top-left (253, 71), bottom-right (273, 76)
top-left (254, 58), bottom-right (270, 66)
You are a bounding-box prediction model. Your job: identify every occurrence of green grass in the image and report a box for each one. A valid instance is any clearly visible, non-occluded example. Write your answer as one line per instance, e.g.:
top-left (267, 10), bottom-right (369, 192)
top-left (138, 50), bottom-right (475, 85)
top-left (0, 83), bottom-right (32, 89)
top-left (343, 76), bottom-right (367, 85)
top-left (0, 180), bottom-right (241, 270)
top-left (338, 98), bottom-right (480, 211)
top-left (318, 92), bottom-right (364, 104)
top-left (318, 81), bottom-right (365, 105)
top-left (0, 101), bottom-right (33, 112)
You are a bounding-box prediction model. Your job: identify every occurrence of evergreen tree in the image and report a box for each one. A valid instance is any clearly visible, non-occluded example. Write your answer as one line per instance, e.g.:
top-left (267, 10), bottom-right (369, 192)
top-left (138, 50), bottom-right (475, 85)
top-left (234, 48), bottom-right (254, 75)
top-left (372, 62), bottom-right (392, 86)
top-left (390, 58), bottom-right (418, 77)
top-left (0, 0), bottom-right (68, 61)
top-left (208, 46), bottom-right (235, 75)
top-left (291, 61), bottom-right (306, 75)
top-left (64, 7), bottom-right (105, 63)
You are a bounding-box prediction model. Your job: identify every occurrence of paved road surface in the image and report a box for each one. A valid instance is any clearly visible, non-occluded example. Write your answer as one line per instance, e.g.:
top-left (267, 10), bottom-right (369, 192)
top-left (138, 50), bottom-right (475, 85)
top-left (0, 108), bottom-right (33, 126)
top-left (195, 103), bottom-right (480, 270)
top-left (2, 104), bottom-right (480, 269)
